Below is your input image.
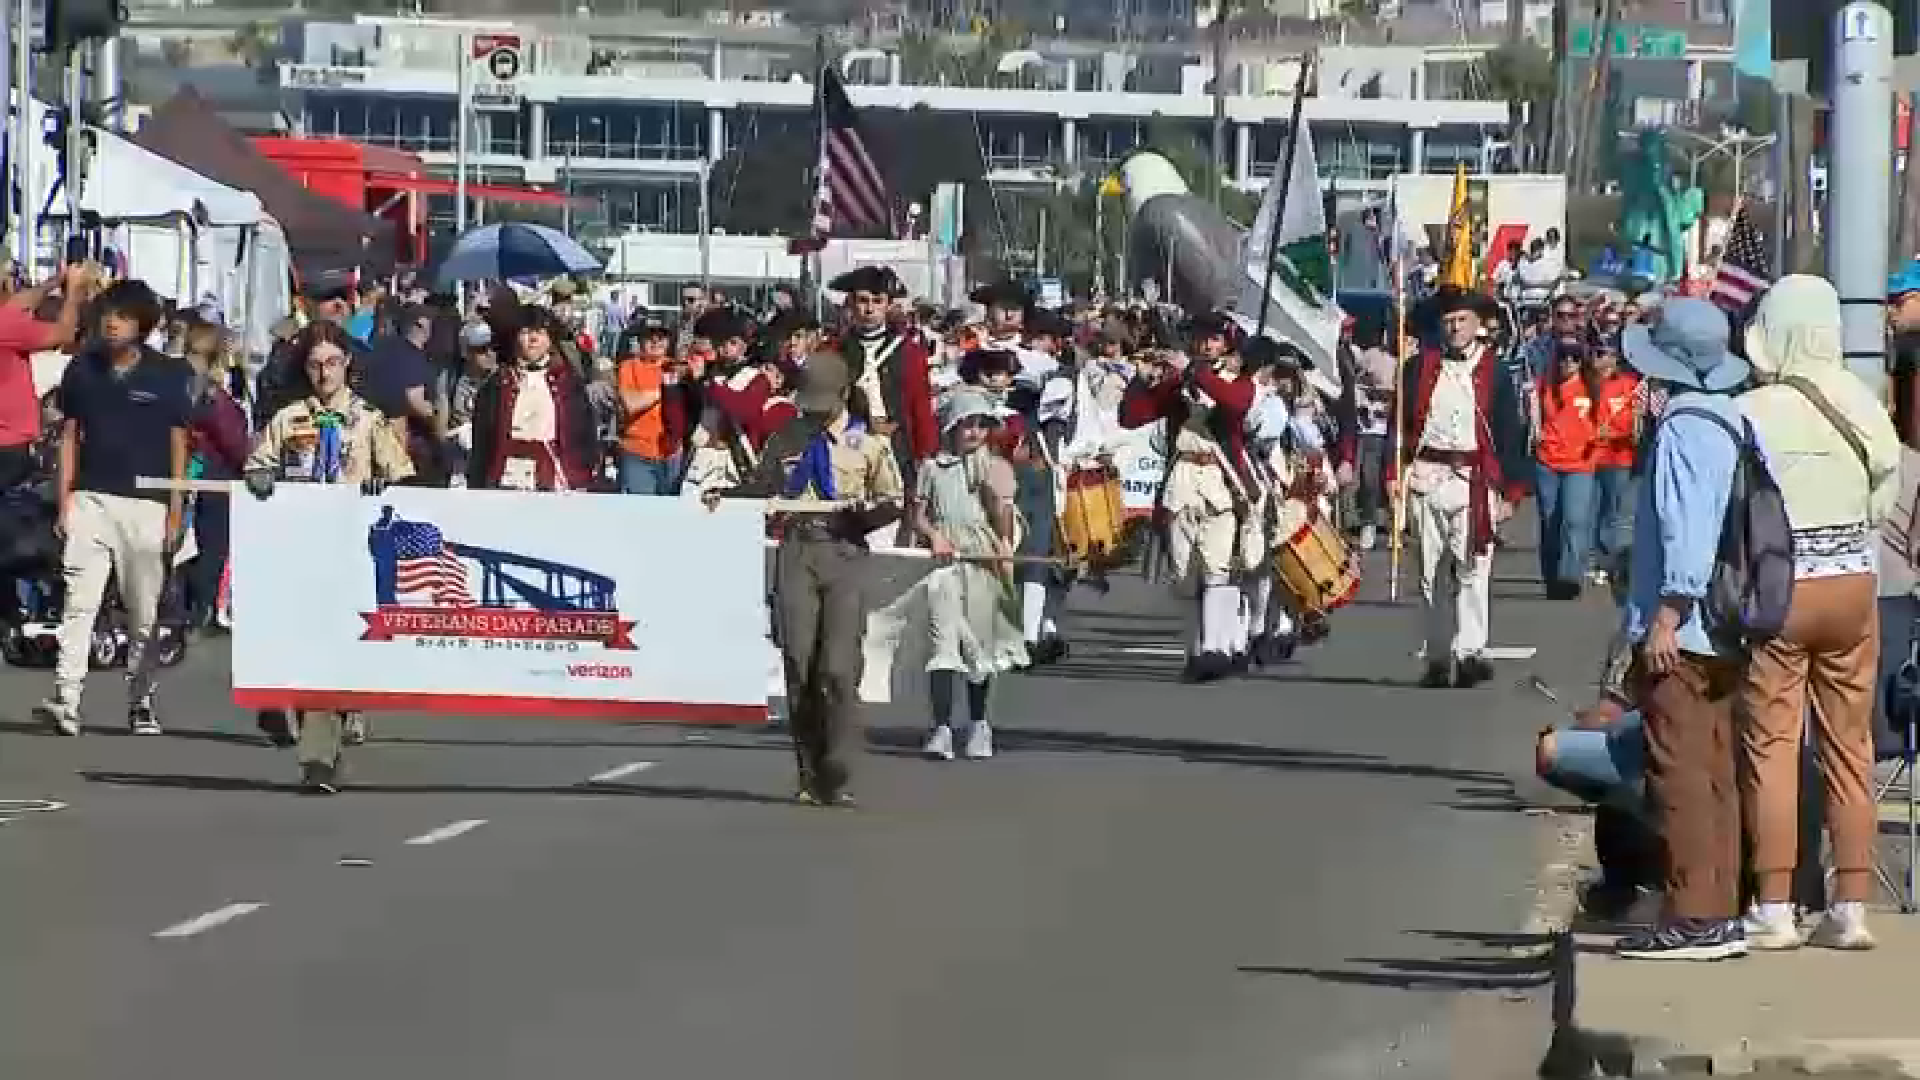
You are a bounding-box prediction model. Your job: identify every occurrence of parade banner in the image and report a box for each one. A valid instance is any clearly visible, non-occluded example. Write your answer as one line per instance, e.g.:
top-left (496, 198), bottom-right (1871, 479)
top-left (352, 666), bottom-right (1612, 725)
top-left (230, 485), bottom-right (770, 722)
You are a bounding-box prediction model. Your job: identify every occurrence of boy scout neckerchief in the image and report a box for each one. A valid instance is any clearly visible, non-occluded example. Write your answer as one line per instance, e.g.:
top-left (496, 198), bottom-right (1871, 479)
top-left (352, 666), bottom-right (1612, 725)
top-left (783, 423), bottom-right (839, 500)
top-left (314, 409), bottom-right (345, 483)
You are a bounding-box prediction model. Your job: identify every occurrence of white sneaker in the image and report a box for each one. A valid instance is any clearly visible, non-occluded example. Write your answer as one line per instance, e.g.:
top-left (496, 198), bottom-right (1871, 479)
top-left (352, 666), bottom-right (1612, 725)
top-left (922, 724), bottom-right (955, 761)
top-left (34, 699), bottom-right (78, 737)
top-left (1358, 524), bottom-right (1378, 552)
top-left (1807, 902), bottom-right (1876, 950)
top-left (963, 721), bottom-right (994, 760)
top-left (1741, 902), bottom-right (1803, 950)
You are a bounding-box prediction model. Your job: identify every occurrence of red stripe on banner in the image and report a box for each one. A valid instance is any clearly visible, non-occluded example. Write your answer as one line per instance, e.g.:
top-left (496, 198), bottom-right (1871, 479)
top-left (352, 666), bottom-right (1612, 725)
top-left (232, 688), bottom-right (767, 724)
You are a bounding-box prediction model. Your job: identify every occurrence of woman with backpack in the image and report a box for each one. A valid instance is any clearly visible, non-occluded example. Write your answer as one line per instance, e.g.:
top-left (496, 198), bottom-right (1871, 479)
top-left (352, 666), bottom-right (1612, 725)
top-left (1736, 275), bottom-right (1903, 952)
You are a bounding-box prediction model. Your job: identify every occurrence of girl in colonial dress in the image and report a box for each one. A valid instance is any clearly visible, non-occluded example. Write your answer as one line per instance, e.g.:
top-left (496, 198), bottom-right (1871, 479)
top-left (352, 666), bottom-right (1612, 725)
top-left (911, 388), bottom-right (1029, 761)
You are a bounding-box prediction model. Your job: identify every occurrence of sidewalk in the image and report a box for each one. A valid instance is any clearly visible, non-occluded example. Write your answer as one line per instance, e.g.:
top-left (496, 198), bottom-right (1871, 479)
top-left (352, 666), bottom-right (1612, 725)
top-left (1550, 801), bottom-right (1920, 1078)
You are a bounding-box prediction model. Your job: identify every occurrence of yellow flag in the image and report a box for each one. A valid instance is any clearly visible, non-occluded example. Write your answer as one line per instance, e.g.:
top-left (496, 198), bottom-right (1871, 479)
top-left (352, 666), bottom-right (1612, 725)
top-left (1439, 163), bottom-right (1476, 289)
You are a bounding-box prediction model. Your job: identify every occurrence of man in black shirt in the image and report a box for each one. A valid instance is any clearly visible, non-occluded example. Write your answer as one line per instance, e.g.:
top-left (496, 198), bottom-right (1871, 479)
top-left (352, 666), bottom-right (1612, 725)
top-left (358, 304), bottom-right (446, 484)
top-left (35, 280), bottom-right (192, 736)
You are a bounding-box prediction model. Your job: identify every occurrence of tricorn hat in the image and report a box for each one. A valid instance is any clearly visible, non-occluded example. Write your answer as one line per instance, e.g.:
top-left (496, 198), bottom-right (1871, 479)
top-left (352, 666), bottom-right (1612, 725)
top-left (1184, 310), bottom-right (1244, 348)
top-left (1024, 307), bottom-right (1072, 341)
top-left (958, 347), bottom-right (1020, 384)
top-left (969, 280), bottom-right (1032, 311)
top-left (1431, 286), bottom-right (1501, 323)
top-left (829, 265), bottom-right (906, 298)
top-left (692, 306), bottom-right (755, 344)
top-left (764, 308), bottom-right (821, 342)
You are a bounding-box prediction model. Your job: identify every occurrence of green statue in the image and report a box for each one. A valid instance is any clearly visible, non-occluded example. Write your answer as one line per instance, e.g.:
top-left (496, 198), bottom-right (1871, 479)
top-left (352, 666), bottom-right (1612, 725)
top-left (1617, 130), bottom-right (1703, 284)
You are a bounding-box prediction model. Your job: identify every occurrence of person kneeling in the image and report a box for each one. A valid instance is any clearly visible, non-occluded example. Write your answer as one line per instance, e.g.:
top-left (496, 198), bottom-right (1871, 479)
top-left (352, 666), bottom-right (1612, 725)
top-left (243, 322), bottom-right (414, 794)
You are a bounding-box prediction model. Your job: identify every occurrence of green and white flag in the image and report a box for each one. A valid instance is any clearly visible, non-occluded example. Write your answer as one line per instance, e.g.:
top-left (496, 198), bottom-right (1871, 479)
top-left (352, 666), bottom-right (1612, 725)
top-left (1236, 121), bottom-right (1343, 372)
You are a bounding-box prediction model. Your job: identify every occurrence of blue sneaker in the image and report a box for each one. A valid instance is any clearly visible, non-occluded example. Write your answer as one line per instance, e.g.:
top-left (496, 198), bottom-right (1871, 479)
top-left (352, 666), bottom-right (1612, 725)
top-left (1616, 917), bottom-right (1749, 961)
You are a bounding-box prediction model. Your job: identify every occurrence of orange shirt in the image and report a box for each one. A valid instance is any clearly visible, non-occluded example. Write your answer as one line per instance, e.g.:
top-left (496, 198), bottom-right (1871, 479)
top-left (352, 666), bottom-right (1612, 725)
top-left (617, 358), bottom-right (673, 459)
top-left (1588, 371), bottom-right (1640, 470)
top-left (1535, 373), bottom-right (1598, 473)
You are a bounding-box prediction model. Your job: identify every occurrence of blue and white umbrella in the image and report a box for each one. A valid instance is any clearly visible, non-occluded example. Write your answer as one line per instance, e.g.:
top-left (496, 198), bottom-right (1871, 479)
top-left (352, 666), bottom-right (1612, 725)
top-left (437, 223), bottom-right (602, 286)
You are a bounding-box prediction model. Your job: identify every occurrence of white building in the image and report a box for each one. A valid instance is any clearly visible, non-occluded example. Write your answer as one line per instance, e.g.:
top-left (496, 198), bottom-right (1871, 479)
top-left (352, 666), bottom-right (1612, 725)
top-left (266, 15), bottom-right (1732, 292)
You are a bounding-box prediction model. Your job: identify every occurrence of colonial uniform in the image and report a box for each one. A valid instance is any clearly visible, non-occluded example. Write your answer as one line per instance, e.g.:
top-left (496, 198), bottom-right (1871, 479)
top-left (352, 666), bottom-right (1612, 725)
top-left (245, 390), bottom-right (415, 792)
top-left (684, 308), bottom-right (772, 495)
top-left (1386, 289), bottom-right (1529, 687)
top-left (1120, 313), bottom-right (1261, 681)
top-left (829, 266), bottom-right (938, 476)
top-left (726, 350), bottom-right (904, 806)
top-left (466, 356), bottom-right (598, 492)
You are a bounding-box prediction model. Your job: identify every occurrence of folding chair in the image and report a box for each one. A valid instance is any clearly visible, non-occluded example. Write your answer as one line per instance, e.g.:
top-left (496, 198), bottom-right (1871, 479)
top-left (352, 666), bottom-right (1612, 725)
top-left (1873, 611), bottom-right (1920, 913)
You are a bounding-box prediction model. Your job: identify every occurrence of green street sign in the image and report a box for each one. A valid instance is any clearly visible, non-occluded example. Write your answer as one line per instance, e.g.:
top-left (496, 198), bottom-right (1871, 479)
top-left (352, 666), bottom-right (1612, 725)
top-left (1570, 25), bottom-right (1689, 59)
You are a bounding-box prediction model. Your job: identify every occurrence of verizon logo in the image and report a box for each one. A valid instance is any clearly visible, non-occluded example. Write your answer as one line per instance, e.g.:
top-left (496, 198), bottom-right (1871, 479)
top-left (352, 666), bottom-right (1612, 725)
top-left (568, 663), bottom-right (633, 679)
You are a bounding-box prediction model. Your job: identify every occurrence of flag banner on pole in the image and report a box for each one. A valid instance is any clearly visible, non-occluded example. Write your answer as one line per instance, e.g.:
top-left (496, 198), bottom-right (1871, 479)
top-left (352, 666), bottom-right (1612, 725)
top-left (1438, 163), bottom-right (1476, 289)
top-left (1709, 203), bottom-right (1772, 313)
top-left (807, 64), bottom-right (896, 244)
top-left (1235, 117), bottom-right (1342, 372)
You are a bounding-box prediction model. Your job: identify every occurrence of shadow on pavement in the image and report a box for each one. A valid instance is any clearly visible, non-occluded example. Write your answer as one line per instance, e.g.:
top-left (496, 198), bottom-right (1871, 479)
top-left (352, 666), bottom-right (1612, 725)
top-left (866, 725), bottom-right (1512, 787)
top-left (79, 770), bottom-right (798, 806)
top-left (1239, 935), bottom-right (1556, 993)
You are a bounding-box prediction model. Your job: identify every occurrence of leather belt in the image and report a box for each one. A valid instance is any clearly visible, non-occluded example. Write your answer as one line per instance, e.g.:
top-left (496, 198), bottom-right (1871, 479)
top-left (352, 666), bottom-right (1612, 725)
top-left (1175, 451), bottom-right (1219, 465)
top-left (1415, 448), bottom-right (1477, 466)
top-left (780, 516), bottom-right (854, 543)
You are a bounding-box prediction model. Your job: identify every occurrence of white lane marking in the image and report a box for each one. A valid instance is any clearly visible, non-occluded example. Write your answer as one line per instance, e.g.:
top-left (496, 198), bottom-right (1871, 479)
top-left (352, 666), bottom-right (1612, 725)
top-left (404, 819), bottom-right (488, 846)
top-left (153, 902), bottom-right (268, 939)
top-left (1484, 646), bottom-right (1539, 661)
top-left (586, 760), bottom-right (656, 784)
top-left (1112, 645), bottom-right (1190, 658)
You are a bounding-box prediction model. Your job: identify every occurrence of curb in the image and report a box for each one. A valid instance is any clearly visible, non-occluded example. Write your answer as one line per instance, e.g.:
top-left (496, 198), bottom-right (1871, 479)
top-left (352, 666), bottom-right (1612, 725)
top-left (1543, 1024), bottom-right (1920, 1077)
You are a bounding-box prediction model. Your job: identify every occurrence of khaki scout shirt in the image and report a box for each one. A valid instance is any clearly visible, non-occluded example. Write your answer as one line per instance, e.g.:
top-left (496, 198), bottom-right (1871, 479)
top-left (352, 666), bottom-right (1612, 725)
top-left (766, 412), bottom-right (903, 504)
top-left (248, 392), bottom-right (416, 487)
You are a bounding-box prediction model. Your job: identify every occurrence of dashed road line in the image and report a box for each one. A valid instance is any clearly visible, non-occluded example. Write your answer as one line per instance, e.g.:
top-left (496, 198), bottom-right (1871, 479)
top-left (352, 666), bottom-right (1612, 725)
top-left (404, 819), bottom-right (489, 846)
top-left (586, 761), bottom-right (657, 784)
top-left (153, 902), bottom-right (268, 939)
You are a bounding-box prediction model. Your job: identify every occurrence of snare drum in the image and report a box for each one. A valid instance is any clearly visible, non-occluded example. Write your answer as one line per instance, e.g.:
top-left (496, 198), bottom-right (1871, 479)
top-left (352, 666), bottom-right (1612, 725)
top-left (1273, 516), bottom-right (1360, 617)
top-left (1060, 467), bottom-right (1127, 567)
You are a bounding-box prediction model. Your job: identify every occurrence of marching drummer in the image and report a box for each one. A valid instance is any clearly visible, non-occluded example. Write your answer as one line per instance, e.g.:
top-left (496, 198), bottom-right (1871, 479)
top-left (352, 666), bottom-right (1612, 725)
top-left (1387, 287), bottom-right (1530, 689)
top-left (1120, 311), bottom-right (1260, 683)
top-left (709, 350), bottom-right (903, 807)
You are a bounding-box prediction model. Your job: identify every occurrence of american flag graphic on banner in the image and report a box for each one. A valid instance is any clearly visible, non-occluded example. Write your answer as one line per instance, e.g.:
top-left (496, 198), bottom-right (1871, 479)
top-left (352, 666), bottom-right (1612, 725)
top-left (392, 520), bottom-right (476, 608)
top-left (807, 64), bottom-right (895, 243)
top-left (1709, 204), bottom-right (1772, 313)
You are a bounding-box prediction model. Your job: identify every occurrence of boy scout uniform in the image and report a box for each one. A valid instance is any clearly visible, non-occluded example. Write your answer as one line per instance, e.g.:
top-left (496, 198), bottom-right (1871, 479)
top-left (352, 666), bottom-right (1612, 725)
top-left (728, 351), bottom-right (903, 805)
top-left (246, 392), bottom-right (415, 788)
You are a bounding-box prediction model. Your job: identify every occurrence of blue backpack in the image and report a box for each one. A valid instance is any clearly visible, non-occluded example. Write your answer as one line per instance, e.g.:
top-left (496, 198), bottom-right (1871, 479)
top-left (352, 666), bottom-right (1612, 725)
top-left (1663, 406), bottom-right (1794, 649)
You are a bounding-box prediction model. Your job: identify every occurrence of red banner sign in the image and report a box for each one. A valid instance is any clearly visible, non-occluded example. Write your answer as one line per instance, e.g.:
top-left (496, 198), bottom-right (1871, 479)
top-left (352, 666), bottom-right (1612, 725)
top-left (360, 607), bottom-right (636, 650)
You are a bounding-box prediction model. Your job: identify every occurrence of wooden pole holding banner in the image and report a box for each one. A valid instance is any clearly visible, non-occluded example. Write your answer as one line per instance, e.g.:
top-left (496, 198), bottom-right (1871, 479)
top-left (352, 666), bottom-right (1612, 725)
top-left (1387, 246), bottom-right (1408, 603)
top-left (147, 480), bottom-right (1073, 565)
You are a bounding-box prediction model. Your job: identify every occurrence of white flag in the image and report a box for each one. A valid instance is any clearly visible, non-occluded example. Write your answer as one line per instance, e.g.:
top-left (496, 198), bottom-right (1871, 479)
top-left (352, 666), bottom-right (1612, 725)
top-left (1235, 122), bottom-right (1344, 372)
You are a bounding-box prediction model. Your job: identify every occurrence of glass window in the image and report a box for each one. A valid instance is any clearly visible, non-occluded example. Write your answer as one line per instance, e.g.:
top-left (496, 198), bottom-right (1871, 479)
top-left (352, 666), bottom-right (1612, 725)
top-left (983, 116), bottom-right (1057, 172)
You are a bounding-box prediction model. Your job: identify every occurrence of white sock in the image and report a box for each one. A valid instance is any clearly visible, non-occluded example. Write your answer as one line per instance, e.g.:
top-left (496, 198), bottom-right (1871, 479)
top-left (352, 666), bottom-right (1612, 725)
top-left (1021, 581), bottom-right (1046, 644)
top-left (1201, 583), bottom-right (1241, 654)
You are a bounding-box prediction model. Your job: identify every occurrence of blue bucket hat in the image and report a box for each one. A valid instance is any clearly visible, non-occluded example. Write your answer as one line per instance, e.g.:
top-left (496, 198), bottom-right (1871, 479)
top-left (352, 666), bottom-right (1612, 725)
top-left (1620, 296), bottom-right (1749, 393)
top-left (1889, 258), bottom-right (1920, 298)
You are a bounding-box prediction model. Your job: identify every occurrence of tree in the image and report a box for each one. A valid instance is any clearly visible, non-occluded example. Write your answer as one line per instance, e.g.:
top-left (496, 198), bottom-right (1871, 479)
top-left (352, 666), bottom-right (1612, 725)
top-left (1477, 40), bottom-right (1554, 169)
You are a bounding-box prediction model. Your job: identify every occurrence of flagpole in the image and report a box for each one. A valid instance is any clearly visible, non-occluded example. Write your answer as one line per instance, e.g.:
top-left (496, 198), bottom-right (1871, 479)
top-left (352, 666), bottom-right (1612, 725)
top-left (1388, 241), bottom-right (1408, 604)
top-left (1254, 51), bottom-right (1314, 341)
top-left (803, 33), bottom-right (827, 318)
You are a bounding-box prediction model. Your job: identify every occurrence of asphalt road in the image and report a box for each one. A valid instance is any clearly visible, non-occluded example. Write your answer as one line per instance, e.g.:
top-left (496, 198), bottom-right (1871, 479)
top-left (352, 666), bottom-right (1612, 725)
top-left (0, 536), bottom-right (1612, 1079)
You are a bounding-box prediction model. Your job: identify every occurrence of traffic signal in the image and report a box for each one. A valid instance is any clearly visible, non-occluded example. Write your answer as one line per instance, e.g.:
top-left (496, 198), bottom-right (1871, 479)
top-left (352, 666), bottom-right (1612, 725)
top-left (1775, 0), bottom-right (1919, 97)
top-left (42, 0), bottom-right (123, 52)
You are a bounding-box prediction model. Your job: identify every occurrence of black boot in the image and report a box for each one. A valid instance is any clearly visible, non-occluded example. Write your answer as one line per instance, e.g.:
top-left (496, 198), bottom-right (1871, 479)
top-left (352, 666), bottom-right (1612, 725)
top-left (1419, 660), bottom-right (1455, 688)
top-left (1454, 654), bottom-right (1494, 688)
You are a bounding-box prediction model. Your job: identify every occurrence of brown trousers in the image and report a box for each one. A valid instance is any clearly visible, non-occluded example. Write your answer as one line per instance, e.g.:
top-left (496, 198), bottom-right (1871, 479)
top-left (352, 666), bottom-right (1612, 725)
top-left (1639, 653), bottom-right (1744, 920)
top-left (772, 538), bottom-right (868, 798)
top-left (1740, 573), bottom-right (1880, 903)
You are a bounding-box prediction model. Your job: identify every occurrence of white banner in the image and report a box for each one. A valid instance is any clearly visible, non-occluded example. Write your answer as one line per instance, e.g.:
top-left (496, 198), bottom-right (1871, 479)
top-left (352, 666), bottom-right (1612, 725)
top-left (230, 485), bottom-right (770, 722)
top-left (1113, 423), bottom-right (1167, 515)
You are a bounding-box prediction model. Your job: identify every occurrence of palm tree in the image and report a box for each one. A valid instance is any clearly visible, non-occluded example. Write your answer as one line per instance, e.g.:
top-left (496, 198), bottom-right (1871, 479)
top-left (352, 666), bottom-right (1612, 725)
top-left (1478, 40), bottom-right (1555, 170)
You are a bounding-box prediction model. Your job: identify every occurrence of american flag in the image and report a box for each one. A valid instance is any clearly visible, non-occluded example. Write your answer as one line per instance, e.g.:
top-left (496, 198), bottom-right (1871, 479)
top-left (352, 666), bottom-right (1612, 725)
top-left (392, 521), bottom-right (476, 608)
top-left (806, 64), bottom-right (894, 244)
top-left (1709, 204), bottom-right (1772, 313)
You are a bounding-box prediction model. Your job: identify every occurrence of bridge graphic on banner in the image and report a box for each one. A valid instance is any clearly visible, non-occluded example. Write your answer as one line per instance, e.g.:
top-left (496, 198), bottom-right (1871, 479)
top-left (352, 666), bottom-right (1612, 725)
top-left (361, 507), bottom-right (633, 648)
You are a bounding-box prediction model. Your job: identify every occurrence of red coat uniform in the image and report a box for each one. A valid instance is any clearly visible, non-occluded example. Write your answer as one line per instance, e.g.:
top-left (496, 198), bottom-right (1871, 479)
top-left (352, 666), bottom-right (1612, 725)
top-left (1119, 363), bottom-right (1258, 493)
top-left (833, 326), bottom-right (938, 464)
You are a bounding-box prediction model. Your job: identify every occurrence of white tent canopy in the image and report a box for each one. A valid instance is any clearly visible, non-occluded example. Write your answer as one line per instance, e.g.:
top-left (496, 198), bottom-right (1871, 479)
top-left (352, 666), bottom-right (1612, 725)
top-left (26, 98), bottom-right (263, 226)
